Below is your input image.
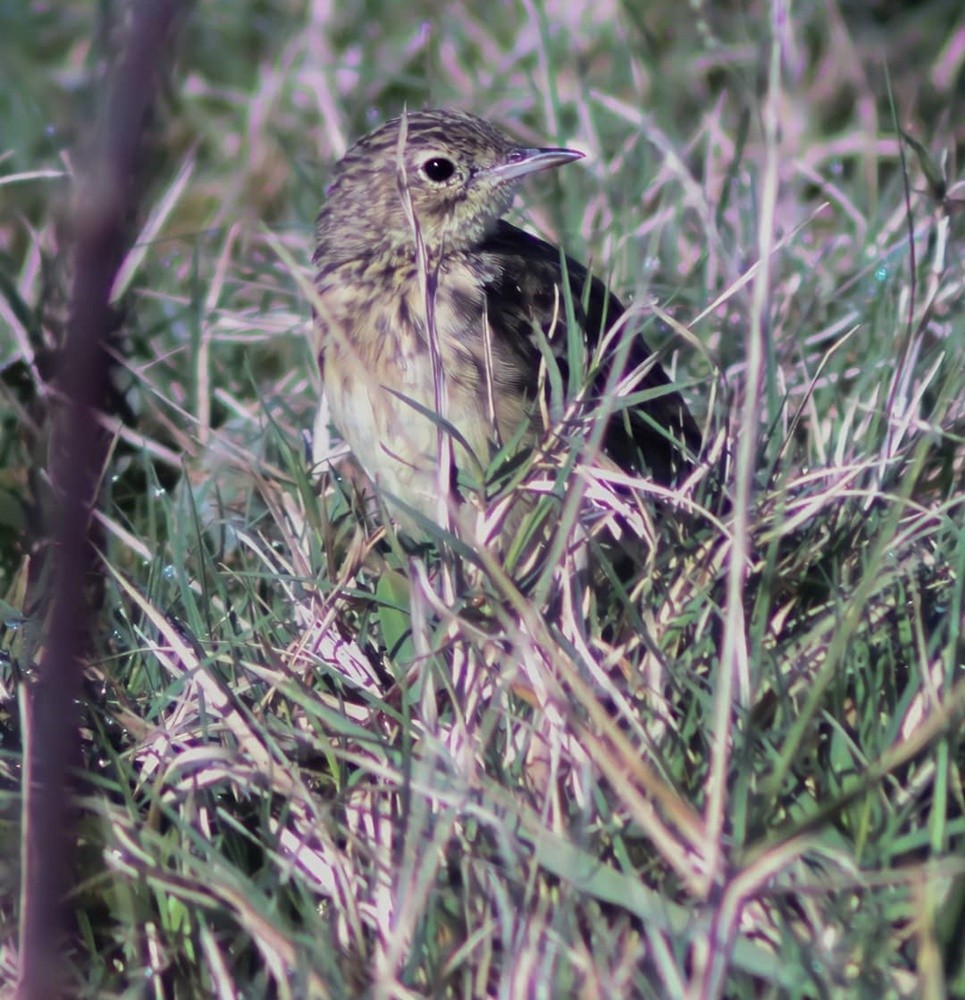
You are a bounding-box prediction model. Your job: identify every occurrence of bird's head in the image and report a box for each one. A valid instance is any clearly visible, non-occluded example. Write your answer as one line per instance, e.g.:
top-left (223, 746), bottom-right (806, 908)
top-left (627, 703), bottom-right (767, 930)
top-left (315, 109), bottom-right (582, 264)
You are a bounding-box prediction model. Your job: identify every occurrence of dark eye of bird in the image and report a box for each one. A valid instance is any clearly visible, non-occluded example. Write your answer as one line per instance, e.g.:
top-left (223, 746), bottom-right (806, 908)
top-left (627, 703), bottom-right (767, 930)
top-left (422, 157), bottom-right (456, 183)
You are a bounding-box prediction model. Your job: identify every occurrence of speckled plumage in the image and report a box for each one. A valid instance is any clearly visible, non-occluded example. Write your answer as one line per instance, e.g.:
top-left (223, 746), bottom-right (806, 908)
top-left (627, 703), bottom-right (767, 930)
top-left (312, 109), bottom-right (699, 533)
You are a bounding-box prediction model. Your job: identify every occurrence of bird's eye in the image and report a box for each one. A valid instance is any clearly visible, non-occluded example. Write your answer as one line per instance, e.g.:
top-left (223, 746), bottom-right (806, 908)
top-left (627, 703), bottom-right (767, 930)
top-left (421, 157), bottom-right (456, 183)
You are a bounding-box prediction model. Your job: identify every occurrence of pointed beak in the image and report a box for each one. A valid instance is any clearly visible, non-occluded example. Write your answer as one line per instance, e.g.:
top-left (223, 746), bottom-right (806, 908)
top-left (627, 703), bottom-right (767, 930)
top-left (486, 146), bottom-right (584, 182)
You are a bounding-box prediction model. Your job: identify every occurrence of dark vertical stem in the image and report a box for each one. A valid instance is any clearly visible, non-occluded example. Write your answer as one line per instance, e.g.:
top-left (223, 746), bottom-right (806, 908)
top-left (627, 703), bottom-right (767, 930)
top-left (17, 4), bottom-right (186, 997)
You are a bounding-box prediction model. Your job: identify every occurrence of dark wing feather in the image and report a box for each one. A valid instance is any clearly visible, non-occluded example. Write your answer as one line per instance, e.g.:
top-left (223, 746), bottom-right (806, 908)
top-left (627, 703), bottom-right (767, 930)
top-left (477, 219), bottom-right (700, 485)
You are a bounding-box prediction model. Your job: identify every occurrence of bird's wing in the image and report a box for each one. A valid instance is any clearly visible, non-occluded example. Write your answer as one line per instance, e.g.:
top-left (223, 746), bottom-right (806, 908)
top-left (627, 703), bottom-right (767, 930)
top-left (477, 219), bottom-right (700, 486)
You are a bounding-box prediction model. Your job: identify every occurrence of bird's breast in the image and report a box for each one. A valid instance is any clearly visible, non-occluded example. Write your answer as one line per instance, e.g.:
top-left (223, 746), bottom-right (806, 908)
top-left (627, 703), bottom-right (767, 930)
top-left (315, 256), bottom-right (534, 527)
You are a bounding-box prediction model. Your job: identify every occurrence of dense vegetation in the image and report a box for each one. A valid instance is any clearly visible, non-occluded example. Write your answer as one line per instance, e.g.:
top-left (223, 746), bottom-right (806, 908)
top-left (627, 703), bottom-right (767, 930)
top-left (1, 1), bottom-right (963, 995)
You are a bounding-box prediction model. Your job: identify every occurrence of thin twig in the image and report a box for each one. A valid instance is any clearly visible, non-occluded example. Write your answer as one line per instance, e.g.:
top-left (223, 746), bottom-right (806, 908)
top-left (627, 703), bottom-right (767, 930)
top-left (17, 4), bottom-right (185, 998)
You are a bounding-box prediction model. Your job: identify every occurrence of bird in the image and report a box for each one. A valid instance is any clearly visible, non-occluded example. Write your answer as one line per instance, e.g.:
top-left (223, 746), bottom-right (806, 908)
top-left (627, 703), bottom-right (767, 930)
top-left (312, 109), bottom-right (700, 538)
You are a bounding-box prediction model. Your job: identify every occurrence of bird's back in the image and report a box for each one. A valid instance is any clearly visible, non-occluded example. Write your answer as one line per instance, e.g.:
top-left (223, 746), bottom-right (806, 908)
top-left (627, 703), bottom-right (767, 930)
top-left (476, 220), bottom-right (701, 485)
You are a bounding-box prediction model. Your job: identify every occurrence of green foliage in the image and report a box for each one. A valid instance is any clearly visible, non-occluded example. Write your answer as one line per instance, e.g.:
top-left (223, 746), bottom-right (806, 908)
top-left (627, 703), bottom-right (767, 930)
top-left (1, 0), bottom-right (964, 996)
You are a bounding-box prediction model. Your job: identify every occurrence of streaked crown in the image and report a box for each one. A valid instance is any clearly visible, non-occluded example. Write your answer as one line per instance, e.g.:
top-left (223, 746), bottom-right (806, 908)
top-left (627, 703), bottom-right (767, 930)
top-left (314, 110), bottom-right (582, 265)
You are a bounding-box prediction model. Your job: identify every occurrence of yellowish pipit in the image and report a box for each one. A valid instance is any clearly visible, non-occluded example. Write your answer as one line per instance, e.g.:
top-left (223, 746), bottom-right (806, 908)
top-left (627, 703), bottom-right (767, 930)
top-left (312, 109), bottom-right (699, 536)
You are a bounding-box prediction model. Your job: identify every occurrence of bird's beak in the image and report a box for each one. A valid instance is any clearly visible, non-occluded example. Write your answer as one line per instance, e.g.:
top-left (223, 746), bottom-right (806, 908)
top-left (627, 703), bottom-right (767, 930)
top-left (486, 146), bottom-right (584, 182)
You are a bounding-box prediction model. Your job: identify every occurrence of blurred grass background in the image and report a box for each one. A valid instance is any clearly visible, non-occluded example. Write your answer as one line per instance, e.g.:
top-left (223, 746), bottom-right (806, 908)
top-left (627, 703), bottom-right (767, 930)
top-left (1, 0), bottom-right (964, 996)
